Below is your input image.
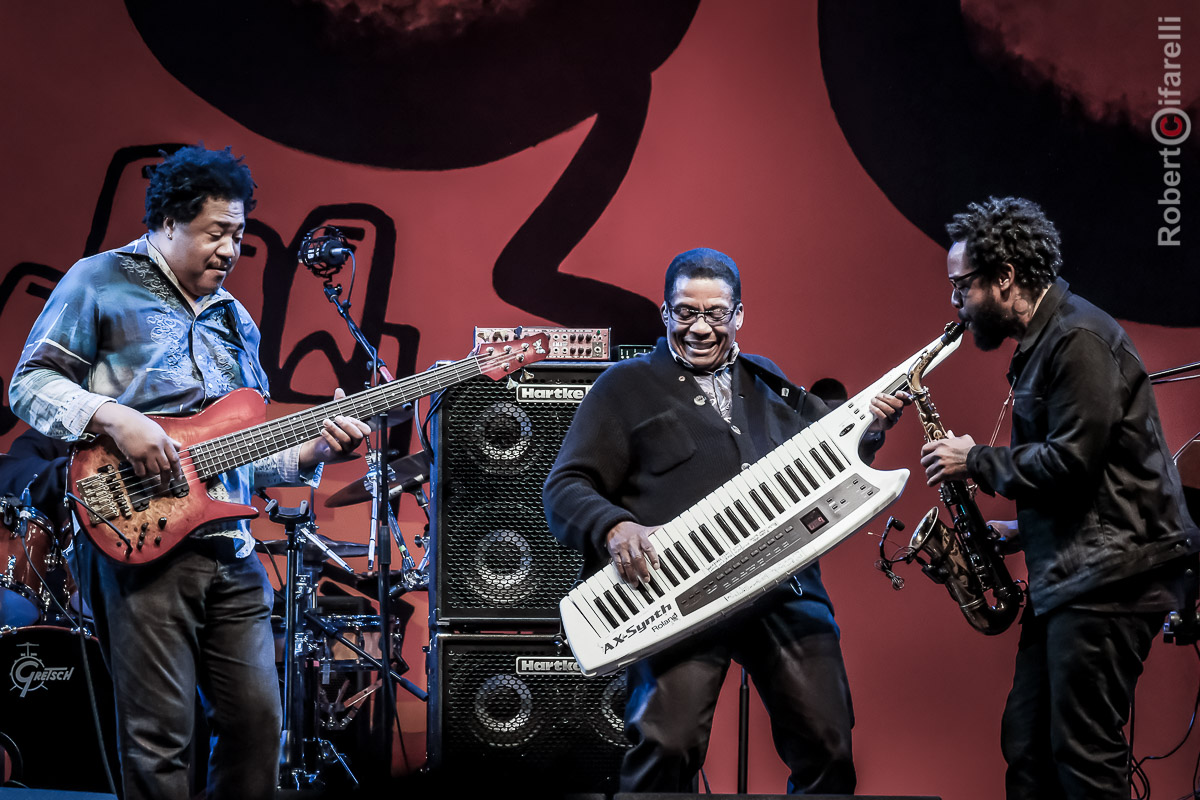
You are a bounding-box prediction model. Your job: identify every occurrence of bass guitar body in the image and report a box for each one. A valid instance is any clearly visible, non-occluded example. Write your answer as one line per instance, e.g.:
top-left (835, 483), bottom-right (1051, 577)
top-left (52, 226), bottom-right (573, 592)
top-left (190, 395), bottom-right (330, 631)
top-left (70, 389), bottom-right (266, 565)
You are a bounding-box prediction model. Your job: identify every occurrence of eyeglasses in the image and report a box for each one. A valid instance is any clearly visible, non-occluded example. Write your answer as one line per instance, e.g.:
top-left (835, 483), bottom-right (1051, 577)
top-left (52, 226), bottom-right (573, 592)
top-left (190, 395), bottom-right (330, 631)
top-left (665, 303), bottom-right (739, 325)
top-left (949, 269), bottom-right (981, 295)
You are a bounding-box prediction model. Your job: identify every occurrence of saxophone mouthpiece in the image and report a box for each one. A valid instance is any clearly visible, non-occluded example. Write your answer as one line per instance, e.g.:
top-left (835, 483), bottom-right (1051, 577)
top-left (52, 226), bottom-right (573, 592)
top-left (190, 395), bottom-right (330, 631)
top-left (943, 321), bottom-right (966, 343)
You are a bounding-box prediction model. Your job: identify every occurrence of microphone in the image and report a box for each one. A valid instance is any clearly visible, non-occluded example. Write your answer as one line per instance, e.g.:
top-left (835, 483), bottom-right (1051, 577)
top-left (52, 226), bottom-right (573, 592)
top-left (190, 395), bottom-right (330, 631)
top-left (302, 239), bottom-right (353, 268)
top-left (298, 226), bottom-right (355, 281)
top-left (15, 478), bottom-right (49, 539)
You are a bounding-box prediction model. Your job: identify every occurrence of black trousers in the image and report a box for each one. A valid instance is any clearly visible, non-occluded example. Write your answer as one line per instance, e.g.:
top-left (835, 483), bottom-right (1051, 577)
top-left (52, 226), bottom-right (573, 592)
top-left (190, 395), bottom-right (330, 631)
top-left (77, 537), bottom-right (282, 800)
top-left (1000, 606), bottom-right (1163, 800)
top-left (621, 591), bottom-right (855, 794)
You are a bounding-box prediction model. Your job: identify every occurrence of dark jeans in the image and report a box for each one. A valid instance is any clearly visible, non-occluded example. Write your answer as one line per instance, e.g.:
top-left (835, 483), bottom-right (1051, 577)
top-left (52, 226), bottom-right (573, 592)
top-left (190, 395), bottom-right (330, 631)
top-left (621, 592), bottom-right (855, 794)
top-left (77, 537), bottom-right (282, 800)
top-left (1000, 606), bottom-right (1162, 800)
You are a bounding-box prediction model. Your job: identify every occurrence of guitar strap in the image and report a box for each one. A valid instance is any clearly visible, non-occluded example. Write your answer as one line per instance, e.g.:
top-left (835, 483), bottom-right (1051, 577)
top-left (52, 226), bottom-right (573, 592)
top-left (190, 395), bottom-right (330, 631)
top-left (738, 355), bottom-right (819, 416)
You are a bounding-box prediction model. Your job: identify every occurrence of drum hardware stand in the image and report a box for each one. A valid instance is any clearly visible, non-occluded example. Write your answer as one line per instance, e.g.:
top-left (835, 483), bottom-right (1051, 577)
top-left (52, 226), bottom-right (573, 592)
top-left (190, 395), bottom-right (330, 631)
top-left (318, 679), bottom-right (380, 732)
top-left (268, 500), bottom-right (358, 791)
top-left (363, 450), bottom-right (431, 596)
top-left (1149, 358), bottom-right (1200, 385)
top-left (303, 611), bottom-right (426, 701)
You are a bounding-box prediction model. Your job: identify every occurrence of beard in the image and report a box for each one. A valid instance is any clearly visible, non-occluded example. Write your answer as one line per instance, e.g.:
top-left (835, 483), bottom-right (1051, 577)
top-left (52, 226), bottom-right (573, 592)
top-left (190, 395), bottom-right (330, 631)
top-left (967, 296), bottom-right (1018, 351)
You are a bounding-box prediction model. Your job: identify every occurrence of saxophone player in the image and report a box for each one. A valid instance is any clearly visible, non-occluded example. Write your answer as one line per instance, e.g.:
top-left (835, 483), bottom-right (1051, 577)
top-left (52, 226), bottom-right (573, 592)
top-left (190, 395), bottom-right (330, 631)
top-left (920, 196), bottom-right (1200, 800)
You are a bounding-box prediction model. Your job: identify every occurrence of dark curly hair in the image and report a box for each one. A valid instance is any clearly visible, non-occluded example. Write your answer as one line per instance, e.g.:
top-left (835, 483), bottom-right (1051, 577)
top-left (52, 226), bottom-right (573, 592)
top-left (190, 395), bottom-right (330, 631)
top-left (945, 196), bottom-right (1061, 291)
top-left (143, 145), bottom-right (257, 230)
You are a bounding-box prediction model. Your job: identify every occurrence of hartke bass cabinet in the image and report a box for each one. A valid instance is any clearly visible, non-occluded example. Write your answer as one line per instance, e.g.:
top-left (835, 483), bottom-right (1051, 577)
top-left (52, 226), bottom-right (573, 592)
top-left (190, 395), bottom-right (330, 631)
top-left (430, 361), bottom-right (610, 627)
top-left (428, 632), bottom-right (628, 794)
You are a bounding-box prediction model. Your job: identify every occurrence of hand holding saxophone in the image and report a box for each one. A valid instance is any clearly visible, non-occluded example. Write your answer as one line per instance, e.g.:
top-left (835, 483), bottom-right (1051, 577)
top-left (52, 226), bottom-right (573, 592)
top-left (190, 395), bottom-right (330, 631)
top-left (919, 431), bottom-right (976, 485)
top-left (988, 519), bottom-right (1023, 555)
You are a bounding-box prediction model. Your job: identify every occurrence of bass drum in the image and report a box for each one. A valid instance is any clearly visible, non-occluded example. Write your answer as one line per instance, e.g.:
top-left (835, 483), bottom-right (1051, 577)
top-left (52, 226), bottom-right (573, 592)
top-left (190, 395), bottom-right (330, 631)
top-left (0, 626), bottom-right (118, 793)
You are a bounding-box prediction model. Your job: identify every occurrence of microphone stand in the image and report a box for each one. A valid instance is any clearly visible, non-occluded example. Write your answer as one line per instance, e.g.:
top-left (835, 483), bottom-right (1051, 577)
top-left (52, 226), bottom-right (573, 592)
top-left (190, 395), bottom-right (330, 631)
top-left (1150, 359), bottom-right (1200, 385)
top-left (319, 282), bottom-right (397, 386)
top-left (270, 499), bottom-right (318, 789)
top-left (307, 259), bottom-right (412, 785)
top-left (737, 668), bottom-right (749, 794)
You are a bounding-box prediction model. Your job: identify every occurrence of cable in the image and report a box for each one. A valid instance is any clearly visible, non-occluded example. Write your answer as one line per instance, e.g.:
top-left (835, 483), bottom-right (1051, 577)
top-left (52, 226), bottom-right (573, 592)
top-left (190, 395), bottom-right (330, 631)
top-left (345, 251), bottom-right (357, 306)
top-left (67, 537), bottom-right (120, 798)
top-left (64, 491), bottom-right (133, 552)
top-left (73, 608), bottom-right (119, 797)
top-left (422, 386), bottom-right (446, 457)
top-left (253, 533), bottom-right (287, 594)
top-left (1130, 691), bottom-right (1148, 799)
top-left (1135, 641), bottom-right (1200, 800)
top-left (1137, 646), bottom-right (1200, 762)
top-left (17, 526), bottom-right (74, 622)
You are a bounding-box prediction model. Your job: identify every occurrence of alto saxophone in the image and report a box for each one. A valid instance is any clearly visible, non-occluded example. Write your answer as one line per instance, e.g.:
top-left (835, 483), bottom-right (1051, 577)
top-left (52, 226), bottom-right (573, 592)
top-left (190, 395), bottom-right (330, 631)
top-left (899, 322), bottom-right (1024, 635)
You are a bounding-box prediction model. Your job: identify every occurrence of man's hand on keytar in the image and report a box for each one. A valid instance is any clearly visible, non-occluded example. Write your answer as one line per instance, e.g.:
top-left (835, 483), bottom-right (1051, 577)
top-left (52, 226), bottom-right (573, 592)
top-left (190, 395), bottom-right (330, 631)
top-left (606, 520), bottom-right (662, 585)
top-left (865, 390), bottom-right (912, 435)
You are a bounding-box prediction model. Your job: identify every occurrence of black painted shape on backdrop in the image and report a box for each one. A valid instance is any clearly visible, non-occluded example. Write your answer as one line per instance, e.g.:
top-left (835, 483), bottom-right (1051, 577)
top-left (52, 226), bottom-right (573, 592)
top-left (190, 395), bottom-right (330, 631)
top-left (818, 0), bottom-right (1198, 326)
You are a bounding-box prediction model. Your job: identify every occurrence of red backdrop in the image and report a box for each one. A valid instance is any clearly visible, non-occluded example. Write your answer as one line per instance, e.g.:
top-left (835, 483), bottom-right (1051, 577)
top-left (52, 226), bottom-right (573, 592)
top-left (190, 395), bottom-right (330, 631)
top-left (1, 2), bottom-right (1198, 798)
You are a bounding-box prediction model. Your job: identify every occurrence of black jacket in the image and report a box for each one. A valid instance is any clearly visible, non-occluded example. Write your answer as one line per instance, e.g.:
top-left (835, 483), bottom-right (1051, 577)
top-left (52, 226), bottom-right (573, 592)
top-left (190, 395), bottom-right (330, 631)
top-left (968, 278), bottom-right (1200, 613)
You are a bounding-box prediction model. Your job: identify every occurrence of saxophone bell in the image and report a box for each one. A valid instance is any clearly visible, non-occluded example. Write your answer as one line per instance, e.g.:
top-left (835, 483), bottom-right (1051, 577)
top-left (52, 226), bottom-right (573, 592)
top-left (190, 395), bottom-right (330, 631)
top-left (906, 507), bottom-right (1022, 636)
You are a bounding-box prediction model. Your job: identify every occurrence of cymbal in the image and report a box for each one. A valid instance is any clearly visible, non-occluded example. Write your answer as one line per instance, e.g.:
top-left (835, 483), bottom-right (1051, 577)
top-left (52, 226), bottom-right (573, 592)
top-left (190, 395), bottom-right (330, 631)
top-left (386, 403), bottom-right (415, 427)
top-left (255, 533), bottom-right (370, 559)
top-left (364, 404), bottom-right (414, 429)
top-left (324, 451), bottom-right (431, 509)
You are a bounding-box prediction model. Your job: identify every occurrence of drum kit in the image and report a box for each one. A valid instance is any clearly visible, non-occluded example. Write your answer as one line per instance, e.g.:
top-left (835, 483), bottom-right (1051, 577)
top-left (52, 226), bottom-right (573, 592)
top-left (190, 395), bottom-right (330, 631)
top-left (0, 493), bottom-right (119, 792)
top-left (260, 442), bottom-right (432, 792)
top-left (0, 442), bottom-right (433, 794)
top-left (0, 498), bottom-right (74, 629)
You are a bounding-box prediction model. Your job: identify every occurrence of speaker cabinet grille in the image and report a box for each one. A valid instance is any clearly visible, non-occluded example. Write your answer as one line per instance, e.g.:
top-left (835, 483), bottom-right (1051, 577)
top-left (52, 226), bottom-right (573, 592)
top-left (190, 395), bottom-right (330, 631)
top-left (428, 633), bottom-right (628, 793)
top-left (431, 363), bottom-right (608, 626)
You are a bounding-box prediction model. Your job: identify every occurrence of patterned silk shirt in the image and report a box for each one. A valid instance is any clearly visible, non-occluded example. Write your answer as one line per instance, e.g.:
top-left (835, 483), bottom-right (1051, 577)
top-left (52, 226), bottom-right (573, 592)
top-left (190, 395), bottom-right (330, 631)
top-left (10, 235), bottom-right (318, 555)
top-left (668, 340), bottom-right (740, 423)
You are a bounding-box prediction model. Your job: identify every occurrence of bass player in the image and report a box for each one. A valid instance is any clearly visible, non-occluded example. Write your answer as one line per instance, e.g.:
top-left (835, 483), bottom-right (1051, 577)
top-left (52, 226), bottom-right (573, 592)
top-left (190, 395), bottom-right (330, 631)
top-left (9, 145), bottom-right (371, 800)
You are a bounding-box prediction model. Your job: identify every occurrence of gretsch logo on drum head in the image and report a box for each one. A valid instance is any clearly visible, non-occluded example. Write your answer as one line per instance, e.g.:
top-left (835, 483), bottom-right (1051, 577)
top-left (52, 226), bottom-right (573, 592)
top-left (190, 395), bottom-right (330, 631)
top-left (9, 642), bottom-right (74, 698)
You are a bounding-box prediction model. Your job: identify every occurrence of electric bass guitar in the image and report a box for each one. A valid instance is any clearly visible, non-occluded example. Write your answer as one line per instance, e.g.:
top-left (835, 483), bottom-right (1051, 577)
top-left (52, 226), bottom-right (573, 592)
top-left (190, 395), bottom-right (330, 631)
top-left (70, 333), bottom-right (549, 564)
